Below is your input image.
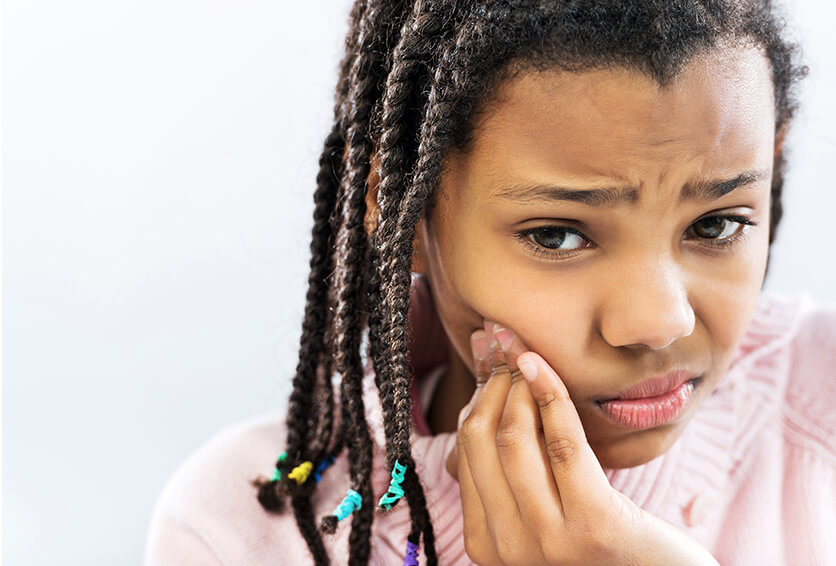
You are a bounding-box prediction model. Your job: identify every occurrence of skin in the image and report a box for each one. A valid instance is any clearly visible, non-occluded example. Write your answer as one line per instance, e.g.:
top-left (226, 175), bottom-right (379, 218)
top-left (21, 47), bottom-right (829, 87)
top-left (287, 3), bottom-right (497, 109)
top-left (365, 43), bottom-right (782, 473)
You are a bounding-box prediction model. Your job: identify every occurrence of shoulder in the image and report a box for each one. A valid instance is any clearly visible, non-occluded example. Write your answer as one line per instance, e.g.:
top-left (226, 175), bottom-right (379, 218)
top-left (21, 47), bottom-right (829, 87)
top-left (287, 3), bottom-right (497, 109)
top-left (143, 411), bottom-right (339, 565)
top-left (782, 293), bottom-right (836, 459)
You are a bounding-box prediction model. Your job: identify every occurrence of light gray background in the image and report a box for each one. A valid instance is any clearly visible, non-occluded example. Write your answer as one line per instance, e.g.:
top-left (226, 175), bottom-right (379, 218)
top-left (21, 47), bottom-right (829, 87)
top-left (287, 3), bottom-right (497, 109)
top-left (3, 1), bottom-right (834, 564)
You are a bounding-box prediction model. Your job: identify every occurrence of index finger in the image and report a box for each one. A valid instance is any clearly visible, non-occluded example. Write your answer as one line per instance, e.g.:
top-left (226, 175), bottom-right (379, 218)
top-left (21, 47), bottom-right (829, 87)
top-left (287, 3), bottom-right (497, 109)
top-left (470, 329), bottom-right (492, 386)
top-left (516, 351), bottom-right (614, 517)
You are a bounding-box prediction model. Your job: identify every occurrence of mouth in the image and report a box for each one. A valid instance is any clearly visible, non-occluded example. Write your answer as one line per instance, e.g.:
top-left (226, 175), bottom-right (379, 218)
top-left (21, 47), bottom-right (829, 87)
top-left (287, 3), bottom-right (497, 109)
top-left (595, 377), bottom-right (701, 431)
top-left (599, 369), bottom-right (698, 402)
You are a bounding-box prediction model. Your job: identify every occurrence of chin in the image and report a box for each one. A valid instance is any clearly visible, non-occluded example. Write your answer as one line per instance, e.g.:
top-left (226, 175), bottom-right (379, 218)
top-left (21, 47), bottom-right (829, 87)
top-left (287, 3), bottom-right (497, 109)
top-left (590, 420), bottom-right (687, 470)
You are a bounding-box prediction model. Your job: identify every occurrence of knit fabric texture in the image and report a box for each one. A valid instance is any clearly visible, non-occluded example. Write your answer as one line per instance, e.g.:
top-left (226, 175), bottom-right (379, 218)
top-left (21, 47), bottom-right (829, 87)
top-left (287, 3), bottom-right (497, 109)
top-left (143, 279), bottom-right (835, 565)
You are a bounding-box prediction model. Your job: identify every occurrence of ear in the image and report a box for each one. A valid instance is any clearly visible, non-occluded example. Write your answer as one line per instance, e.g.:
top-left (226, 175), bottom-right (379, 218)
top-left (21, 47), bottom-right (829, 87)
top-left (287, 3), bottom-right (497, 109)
top-left (364, 152), bottom-right (429, 275)
top-left (364, 153), bottom-right (382, 237)
top-left (774, 122), bottom-right (789, 159)
top-left (411, 217), bottom-right (429, 275)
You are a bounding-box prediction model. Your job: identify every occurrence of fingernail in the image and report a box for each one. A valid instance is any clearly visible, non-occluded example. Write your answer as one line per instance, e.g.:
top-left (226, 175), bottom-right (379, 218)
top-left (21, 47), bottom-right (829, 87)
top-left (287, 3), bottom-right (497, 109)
top-left (471, 331), bottom-right (490, 360)
top-left (493, 326), bottom-right (514, 352)
top-left (486, 322), bottom-right (500, 350)
top-left (518, 357), bottom-right (538, 382)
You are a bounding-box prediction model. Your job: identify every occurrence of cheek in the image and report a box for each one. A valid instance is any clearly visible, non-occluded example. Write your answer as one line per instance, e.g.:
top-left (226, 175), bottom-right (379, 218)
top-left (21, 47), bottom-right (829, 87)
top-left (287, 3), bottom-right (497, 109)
top-left (449, 248), bottom-right (591, 369)
top-left (694, 235), bottom-right (770, 372)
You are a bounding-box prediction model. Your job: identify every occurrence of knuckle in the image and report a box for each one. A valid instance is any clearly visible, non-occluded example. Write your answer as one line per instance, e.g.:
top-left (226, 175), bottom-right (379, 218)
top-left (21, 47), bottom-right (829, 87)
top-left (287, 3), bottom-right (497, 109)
top-left (533, 388), bottom-right (564, 411)
top-left (459, 414), bottom-right (490, 445)
top-left (461, 516), bottom-right (480, 544)
top-left (544, 433), bottom-right (580, 467)
top-left (462, 526), bottom-right (493, 565)
top-left (494, 420), bottom-right (526, 451)
top-left (585, 529), bottom-right (619, 563)
top-left (541, 540), bottom-right (568, 565)
top-left (564, 515), bottom-right (616, 562)
top-left (494, 532), bottom-right (524, 565)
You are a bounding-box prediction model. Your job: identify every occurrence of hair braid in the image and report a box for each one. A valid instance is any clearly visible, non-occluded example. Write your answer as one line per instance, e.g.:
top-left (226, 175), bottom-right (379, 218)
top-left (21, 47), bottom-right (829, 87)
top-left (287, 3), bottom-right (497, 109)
top-left (280, 0), bottom-right (367, 487)
top-left (368, 0), bottom-right (462, 529)
top-left (251, 121), bottom-right (345, 512)
top-left (281, 0), bottom-right (368, 479)
top-left (375, 8), bottom-right (508, 563)
top-left (306, 0), bottom-right (371, 470)
top-left (250, 1), bottom-right (368, 560)
top-left (262, 1), bottom-right (807, 564)
top-left (366, 7), bottom-right (483, 566)
top-left (291, 486), bottom-right (330, 564)
top-left (315, 2), bottom-right (415, 564)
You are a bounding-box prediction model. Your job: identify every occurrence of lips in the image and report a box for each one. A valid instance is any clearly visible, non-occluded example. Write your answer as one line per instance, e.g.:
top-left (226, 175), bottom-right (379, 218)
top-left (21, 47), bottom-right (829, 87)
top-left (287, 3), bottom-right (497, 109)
top-left (600, 369), bottom-right (699, 401)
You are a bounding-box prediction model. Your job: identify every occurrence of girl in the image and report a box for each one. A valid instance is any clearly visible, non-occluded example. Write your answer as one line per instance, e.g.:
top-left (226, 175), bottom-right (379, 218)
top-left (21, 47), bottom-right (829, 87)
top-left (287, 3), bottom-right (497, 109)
top-left (144, 0), bottom-right (835, 564)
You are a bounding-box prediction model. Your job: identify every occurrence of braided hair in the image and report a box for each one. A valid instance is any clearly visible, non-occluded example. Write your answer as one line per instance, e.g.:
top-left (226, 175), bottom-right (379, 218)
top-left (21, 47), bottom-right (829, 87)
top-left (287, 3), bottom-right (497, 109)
top-left (252, 1), bottom-right (807, 564)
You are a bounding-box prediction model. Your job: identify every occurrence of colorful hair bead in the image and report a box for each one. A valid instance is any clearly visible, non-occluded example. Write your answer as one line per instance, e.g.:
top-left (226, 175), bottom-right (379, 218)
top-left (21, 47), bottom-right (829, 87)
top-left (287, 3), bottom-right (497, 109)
top-left (333, 488), bottom-right (363, 521)
top-left (270, 451), bottom-right (287, 482)
top-left (402, 539), bottom-right (419, 566)
top-left (319, 488), bottom-right (364, 535)
top-left (377, 459), bottom-right (407, 510)
top-left (287, 461), bottom-right (314, 485)
top-left (313, 454), bottom-right (336, 483)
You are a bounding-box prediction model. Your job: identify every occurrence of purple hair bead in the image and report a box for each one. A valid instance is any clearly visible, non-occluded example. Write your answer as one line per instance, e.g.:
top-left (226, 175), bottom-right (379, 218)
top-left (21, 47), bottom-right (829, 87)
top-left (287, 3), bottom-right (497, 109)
top-left (403, 540), bottom-right (419, 566)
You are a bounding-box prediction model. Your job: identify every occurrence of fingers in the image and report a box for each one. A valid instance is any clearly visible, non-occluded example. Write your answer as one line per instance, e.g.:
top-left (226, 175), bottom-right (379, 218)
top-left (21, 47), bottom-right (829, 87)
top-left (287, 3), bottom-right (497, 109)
top-left (445, 375), bottom-right (482, 480)
top-left (471, 329), bottom-right (492, 386)
top-left (496, 367), bottom-right (565, 527)
top-left (488, 322), bottom-right (564, 530)
top-left (446, 330), bottom-right (491, 480)
top-left (484, 321), bottom-right (528, 383)
top-left (456, 418), bottom-right (501, 564)
top-left (458, 328), bottom-right (521, 530)
top-left (516, 351), bottom-right (614, 517)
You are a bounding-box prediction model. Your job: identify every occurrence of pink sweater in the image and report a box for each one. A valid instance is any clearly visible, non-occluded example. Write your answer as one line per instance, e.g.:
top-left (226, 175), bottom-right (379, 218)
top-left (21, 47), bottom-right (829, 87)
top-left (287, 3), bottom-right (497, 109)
top-left (143, 281), bottom-right (836, 565)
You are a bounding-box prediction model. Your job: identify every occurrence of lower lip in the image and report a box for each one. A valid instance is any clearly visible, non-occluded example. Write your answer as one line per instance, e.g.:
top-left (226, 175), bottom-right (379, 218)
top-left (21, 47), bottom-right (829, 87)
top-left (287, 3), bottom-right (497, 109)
top-left (597, 379), bottom-right (697, 431)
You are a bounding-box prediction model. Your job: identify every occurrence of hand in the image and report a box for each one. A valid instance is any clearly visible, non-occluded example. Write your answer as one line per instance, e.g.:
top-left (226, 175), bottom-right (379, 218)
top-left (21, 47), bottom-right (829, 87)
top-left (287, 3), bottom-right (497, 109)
top-left (445, 321), bottom-right (720, 566)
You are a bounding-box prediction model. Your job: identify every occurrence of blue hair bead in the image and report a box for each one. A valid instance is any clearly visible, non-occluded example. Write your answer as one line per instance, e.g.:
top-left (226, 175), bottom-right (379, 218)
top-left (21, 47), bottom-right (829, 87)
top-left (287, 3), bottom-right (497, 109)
top-left (332, 489), bottom-right (363, 521)
top-left (313, 454), bottom-right (336, 483)
top-left (378, 459), bottom-right (407, 510)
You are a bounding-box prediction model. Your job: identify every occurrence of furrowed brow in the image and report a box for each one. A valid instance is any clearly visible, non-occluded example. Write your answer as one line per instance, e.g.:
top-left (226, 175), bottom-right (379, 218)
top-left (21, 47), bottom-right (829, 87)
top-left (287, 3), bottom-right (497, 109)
top-left (492, 169), bottom-right (770, 207)
top-left (678, 170), bottom-right (769, 203)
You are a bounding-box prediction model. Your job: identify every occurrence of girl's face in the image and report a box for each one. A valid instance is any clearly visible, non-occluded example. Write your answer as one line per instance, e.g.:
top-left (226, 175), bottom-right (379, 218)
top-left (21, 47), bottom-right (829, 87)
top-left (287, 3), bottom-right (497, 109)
top-left (409, 45), bottom-right (779, 469)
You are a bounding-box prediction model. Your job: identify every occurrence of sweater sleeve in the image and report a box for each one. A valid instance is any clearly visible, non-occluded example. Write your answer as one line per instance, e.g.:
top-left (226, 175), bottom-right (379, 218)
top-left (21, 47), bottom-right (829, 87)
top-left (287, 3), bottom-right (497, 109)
top-left (143, 507), bottom-right (225, 566)
top-left (141, 413), bottom-right (354, 566)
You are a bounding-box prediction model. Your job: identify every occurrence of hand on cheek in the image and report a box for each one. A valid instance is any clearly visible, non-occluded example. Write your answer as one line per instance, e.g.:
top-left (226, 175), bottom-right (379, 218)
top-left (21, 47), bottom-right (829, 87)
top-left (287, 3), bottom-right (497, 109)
top-left (444, 322), bottom-right (720, 565)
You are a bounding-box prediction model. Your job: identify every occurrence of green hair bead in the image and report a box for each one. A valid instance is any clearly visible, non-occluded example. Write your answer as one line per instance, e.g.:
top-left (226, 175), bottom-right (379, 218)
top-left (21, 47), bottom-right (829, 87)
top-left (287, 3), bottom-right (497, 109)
top-left (270, 451), bottom-right (287, 481)
top-left (378, 459), bottom-right (407, 510)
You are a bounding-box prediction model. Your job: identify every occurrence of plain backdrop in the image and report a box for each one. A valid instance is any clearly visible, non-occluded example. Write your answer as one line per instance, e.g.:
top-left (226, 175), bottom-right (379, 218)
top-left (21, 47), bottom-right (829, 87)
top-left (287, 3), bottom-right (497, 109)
top-left (3, 1), bottom-right (835, 564)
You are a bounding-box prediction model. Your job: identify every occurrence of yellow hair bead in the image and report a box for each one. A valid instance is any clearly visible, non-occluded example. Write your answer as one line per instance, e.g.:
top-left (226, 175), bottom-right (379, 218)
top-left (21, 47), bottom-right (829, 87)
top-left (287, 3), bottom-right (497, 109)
top-left (288, 461), bottom-right (313, 485)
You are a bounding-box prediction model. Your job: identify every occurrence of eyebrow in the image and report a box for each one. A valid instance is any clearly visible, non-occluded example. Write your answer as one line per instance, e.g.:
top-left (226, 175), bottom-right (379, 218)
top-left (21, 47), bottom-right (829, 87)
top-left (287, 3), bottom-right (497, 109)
top-left (492, 169), bottom-right (770, 207)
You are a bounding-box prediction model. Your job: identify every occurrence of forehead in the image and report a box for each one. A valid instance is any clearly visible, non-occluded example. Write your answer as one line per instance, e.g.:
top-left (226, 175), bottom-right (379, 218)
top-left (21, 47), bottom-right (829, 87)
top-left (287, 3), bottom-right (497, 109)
top-left (456, 45), bottom-right (776, 196)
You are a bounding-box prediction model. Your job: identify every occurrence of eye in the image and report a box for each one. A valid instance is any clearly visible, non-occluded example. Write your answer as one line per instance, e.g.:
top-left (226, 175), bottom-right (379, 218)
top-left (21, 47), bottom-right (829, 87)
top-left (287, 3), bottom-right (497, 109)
top-left (514, 214), bottom-right (757, 261)
top-left (514, 226), bottom-right (591, 260)
top-left (685, 214), bottom-right (757, 250)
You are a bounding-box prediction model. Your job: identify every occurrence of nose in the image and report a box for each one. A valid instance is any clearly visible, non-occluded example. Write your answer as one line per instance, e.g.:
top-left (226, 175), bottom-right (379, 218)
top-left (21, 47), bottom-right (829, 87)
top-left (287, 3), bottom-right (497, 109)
top-left (598, 259), bottom-right (695, 351)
